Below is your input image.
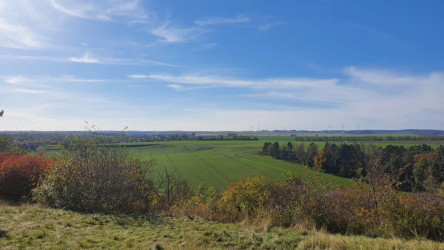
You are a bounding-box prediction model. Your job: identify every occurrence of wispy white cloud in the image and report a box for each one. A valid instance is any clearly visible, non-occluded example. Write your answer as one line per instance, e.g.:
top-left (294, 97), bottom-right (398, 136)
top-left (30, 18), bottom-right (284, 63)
top-left (0, 0), bottom-right (150, 51)
top-left (2, 75), bottom-right (113, 87)
top-left (49, 0), bottom-right (147, 22)
top-left (13, 88), bottom-right (50, 95)
top-left (111, 58), bottom-right (180, 67)
top-left (167, 84), bottom-right (183, 90)
top-left (50, 0), bottom-right (99, 20)
top-left (144, 68), bottom-right (444, 129)
top-left (0, 17), bottom-right (46, 49)
top-left (0, 1), bottom-right (63, 49)
top-left (102, 0), bottom-right (148, 21)
top-left (150, 69), bottom-right (444, 99)
top-left (68, 52), bottom-right (99, 63)
top-left (344, 66), bottom-right (426, 86)
top-left (128, 74), bottom-right (149, 79)
top-left (148, 74), bottom-right (338, 89)
top-left (58, 75), bottom-right (106, 83)
top-left (151, 24), bottom-right (202, 43)
top-left (195, 16), bottom-right (250, 26)
top-left (4, 76), bottom-right (30, 85)
top-left (0, 55), bottom-right (65, 63)
top-left (0, 54), bottom-right (179, 67)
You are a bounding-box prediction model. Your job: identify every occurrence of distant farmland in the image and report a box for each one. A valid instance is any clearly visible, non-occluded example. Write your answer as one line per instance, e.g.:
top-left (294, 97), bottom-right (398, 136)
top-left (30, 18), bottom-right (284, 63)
top-left (37, 134), bottom-right (443, 190)
top-left (128, 139), bottom-right (354, 189)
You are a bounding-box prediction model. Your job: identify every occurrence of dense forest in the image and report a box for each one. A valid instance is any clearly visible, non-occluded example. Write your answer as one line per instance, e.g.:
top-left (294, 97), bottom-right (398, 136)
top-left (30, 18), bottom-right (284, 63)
top-left (262, 142), bottom-right (444, 193)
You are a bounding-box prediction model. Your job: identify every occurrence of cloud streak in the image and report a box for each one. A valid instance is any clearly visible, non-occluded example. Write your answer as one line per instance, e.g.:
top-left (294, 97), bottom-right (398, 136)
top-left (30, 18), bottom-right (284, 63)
top-left (151, 24), bottom-right (202, 43)
top-left (0, 15), bottom-right (47, 49)
top-left (195, 16), bottom-right (250, 26)
top-left (49, 0), bottom-right (147, 22)
top-left (142, 68), bottom-right (444, 129)
top-left (148, 74), bottom-right (338, 89)
top-left (0, 0), bottom-right (150, 51)
top-left (69, 52), bottom-right (99, 63)
top-left (0, 54), bottom-right (178, 67)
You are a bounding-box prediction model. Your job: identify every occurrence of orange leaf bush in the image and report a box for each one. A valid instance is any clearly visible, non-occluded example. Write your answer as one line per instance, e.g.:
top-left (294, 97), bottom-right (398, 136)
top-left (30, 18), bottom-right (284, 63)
top-left (0, 153), bottom-right (55, 201)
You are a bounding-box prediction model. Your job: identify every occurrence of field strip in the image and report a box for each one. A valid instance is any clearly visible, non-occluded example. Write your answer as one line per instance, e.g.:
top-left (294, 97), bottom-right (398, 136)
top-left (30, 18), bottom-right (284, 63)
top-left (210, 148), bottom-right (267, 176)
top-left (162, 147), bottom-right (183, 180)
top-left (183, 144), bottom-right (232, 184)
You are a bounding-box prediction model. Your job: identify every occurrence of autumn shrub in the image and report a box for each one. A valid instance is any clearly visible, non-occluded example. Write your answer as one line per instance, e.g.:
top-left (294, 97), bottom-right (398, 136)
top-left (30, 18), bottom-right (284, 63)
top-left (296, 187), bottom-right (389, 236)
top-left (153, 180), bottom-right (193, 214)
top-left (264, 182), bottom-right (309, 227)
top-left (157, 170), bottom-right (193, 208)
top-left (299, 189), bottom-right (348, 233)
top-left (147, 170), bottom-right (444, 242)
top-left (0, 153), bottom-right (55, 201)
top-left (33, 137), bottom-right (156, 214)
top-left (382, 192), bottom-right (444, 241)
top-left (219, 176), bottom-right (272, 221)
top-left (169, 184), bottom-right (221, 220)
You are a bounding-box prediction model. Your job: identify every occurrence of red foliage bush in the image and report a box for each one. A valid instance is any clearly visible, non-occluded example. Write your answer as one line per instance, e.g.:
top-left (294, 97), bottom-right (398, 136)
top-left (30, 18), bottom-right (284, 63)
top-left (0, 153), bottom-right (55, 200)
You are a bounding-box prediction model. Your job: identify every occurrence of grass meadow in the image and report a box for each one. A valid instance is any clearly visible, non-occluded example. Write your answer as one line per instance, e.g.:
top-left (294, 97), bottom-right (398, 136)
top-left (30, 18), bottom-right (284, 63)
top-left (1, 202), bottom-right (442, 249)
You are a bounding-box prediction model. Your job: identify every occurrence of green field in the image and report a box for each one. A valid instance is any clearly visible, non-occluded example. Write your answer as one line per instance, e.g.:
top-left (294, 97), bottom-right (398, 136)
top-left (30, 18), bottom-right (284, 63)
top-left (127, 139), bottom-right (355, 189)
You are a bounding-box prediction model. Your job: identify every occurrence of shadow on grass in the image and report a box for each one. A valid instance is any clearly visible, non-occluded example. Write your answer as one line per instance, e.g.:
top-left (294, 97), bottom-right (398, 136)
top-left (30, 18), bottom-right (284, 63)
top-left (0, 229), bottom-right (8, 238)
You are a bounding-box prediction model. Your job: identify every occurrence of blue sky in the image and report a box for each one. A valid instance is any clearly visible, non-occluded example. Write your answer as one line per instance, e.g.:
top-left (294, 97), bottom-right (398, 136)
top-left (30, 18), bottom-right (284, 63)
top-left (0, 0), bottom-right (443, 131)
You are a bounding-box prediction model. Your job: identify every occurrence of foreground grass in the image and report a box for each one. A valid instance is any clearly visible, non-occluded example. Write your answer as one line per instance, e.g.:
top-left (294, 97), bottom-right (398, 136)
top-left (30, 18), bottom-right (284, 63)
top-left (1, 203), bottom-right (443, 249)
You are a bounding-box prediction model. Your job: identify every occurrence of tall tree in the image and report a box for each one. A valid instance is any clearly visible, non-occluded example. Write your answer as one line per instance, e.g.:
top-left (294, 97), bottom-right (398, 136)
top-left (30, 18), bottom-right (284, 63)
top-left (272, 142), bottom-right (280, 159)
top-left (306, 143), bottom-right (318, 168)
top-left (294, 143), bottom-right (306, 164)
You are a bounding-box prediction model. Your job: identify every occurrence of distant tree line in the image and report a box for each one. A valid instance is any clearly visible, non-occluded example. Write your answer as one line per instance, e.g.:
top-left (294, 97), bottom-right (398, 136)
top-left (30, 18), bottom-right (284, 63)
top-left (0, 132), bottom-right (259, 152)
top-left (262, 142), bottom-right (444, 193)
top-left (293, 135), bottom-right (444, 142)
top-left (138, 133), bottom-right (258, 142)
